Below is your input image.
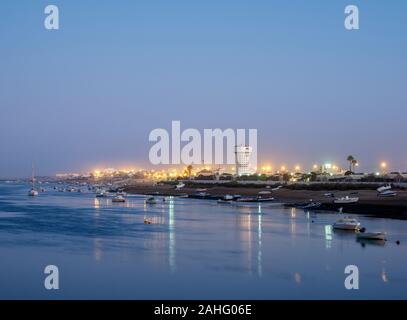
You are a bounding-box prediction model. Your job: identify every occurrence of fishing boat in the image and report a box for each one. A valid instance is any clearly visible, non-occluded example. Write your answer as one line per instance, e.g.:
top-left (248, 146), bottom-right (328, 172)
top-left (356, 232), bottom-right (386, 241)
top-left (333, 217), bottom-right (361, 230)
top-left (112, 195), bottom-right (126, 203)
top-left (28, 163), bottom-right (38, 197)
top-left (377, 190), bottom-right (397, 197)
top-left (334, 196), bottom-right (359, 204)
top-left (145, 197), bottom-right (157, 204)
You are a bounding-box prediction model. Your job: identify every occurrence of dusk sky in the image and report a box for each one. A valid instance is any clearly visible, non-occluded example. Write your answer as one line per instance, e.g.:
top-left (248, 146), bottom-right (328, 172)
top-left (0, 0), bottom-right (406, 177)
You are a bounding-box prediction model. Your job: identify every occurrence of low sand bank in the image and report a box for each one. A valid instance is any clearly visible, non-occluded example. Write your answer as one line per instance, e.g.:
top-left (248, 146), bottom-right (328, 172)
top-left (123, 184), bottom-right (407, 219)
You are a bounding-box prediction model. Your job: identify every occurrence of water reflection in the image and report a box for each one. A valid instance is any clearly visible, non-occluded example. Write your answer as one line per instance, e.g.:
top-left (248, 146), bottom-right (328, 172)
top-left (325, 225), bottom-right (332, 249)
top-left (294, 272), bottom-right (302, 285)
top-left (168, 197), bottom-right (176, 272)
top-left (237, 211), bottom-right (263, 277)
top-left (257, 213), bottom-right (262, 277)
top-left (382, 268), bottom-right (389, 283)
top-left (94, 238), bottom-right (102, 261)
top-left (290, 207), bottom-right (296, 237)
top-left (94, 198), bottom-right (100, 210)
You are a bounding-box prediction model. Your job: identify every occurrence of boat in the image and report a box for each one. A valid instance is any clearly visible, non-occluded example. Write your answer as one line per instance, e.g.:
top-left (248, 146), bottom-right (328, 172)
top-left (258, 191), bottom-right (272, 195)
top-left (28, 163), bottom-right (38, 197)
top-left (271, 186), bottom-right (282, 191)
top-left (377, 184), bottom-right (392, 193)
top-left (28, 188), bottom-right (38, 197)
top-left (333, 217), bottom-right (361, 230)
top-left (377, 190), bottom-right (397, 197)
top-left (256, 197), bottom-right (275, 202)
top-left (95, 191), bottom-right (109, 198)
top-left (112, 195), bottom-right (126, 203)
top-left (175, 182), bottom-right (185, 190)
top-left (116, 191), bottom-right (127, 196)
top-left (144, 218), bottom-right (152, 224)
top-left (300, 202), bottom-right (321, 209)
top-left (217, 199), bottom-right (233, 204)
top-left (334, 196), bottom-right (359, 204)
top-left (177, 194), bottom-right (189, 198)
top-left (356, 232), bottom-right (386, 241)
top-left (145, 197), bottom-right (157, 204)
top-left (236, 196), bottom-right (274, 203)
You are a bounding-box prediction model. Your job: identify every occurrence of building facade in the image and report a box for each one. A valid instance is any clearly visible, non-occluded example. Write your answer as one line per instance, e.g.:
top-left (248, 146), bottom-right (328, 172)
top-left (235, 145), bottom-right (253, 176)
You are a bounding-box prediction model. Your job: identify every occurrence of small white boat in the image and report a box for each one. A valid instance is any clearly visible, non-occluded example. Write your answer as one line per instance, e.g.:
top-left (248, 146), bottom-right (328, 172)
top-left (116, 191), bottom-right (127, 196)
top-left (357, 232), bottom-right (386, 241)
top-left (175, 182), bottom-right (185, 190)
top-left (377, 184), bottom-right (392, 193)
top-left (112, 195), bottom-right (126, 203)
top-left (28, 163), bottom-right (38, 197)
top-left (28, 188), bottom-right (39, 197)
top-left (333, 217), bottom-right (361, 230)
top-left (334, 196), bottom-right (359, 204)
top-left (258, 191), bottom-right (272, 195)
top-left (95, 191), bottom-right (109, 198)
top-left (145, 197), bottom-right (157, 204)
top-left (377, 190), bottom-right (397, 197)
top-left (271, 186), bottom-right (282, 191)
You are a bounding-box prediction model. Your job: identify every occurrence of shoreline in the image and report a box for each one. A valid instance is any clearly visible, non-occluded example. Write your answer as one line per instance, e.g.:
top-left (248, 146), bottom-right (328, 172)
top-left (123, 184), bottom-right (407, 220)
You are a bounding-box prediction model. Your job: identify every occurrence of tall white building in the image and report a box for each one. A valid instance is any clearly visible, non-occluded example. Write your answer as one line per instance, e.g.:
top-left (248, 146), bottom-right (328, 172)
top-left (235, 145), bottom-right (253, 176)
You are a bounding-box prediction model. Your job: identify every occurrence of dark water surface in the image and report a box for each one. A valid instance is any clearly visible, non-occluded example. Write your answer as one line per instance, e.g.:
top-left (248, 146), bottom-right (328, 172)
top-left (0, 183), bottom-right (406, 299)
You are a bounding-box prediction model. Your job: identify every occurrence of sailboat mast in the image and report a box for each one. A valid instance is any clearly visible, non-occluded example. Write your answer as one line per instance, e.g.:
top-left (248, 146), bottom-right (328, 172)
top-left (31, 162), bottom-right (35, 188)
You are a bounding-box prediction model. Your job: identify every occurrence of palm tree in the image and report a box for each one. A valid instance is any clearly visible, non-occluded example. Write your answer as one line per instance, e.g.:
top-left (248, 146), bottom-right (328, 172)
top-left (351, 159), bottom-right (358, 172)
top-left (346, 155), bottom-right (355, 172)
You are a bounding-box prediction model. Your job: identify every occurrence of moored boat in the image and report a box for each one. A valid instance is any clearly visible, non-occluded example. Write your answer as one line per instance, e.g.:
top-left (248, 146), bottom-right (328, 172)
top-left (112, 195), bottom-right (126, 203)
top-left (356, 232), bottom-right (386, 241)
top-left (377, 190), bottom-right (397, 197)
top-left (333, 217), bottom-right (361, 230)
top-left (28, 163), bottom-right (38, 197)
top-left (145, 197), bottom-right (157, 204)
top-left (334, 196), bottom-right (359, 204)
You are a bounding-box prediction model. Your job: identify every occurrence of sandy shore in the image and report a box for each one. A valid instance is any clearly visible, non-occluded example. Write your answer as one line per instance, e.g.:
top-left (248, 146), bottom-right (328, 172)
top-left (123, 183), bottom-right (407, 219)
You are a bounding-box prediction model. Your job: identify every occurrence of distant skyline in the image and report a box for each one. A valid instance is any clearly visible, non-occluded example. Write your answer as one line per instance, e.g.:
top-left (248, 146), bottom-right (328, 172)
top-left (1, 0), bottom-right (406, 178)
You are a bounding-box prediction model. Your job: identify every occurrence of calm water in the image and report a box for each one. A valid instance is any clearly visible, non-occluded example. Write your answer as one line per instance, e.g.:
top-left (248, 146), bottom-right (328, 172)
top-left (0, 182), bottom-right (406, 299)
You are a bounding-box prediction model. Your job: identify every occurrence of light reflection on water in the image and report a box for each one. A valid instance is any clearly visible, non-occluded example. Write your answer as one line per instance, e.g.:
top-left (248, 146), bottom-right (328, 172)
top-left (0, 183), bottom-right (407, 299)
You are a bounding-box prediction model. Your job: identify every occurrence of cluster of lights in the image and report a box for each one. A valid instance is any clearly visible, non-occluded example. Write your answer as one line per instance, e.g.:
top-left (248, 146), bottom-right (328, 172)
top-left (89, 160), bottom-right (392, 181)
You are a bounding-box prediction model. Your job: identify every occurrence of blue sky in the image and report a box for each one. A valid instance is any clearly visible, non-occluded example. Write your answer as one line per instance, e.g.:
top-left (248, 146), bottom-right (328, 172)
top-left (0, 0), bottom-right (406, 177)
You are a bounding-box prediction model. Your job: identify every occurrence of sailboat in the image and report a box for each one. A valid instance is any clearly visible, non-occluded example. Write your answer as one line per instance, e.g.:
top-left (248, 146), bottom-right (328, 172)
top-left (28, 163), bottom-right (39, 196)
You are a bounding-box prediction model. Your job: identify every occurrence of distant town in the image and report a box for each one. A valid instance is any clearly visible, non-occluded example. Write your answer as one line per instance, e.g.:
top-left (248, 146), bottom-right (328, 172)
top-left (54, 156), bottom-right (407, 184)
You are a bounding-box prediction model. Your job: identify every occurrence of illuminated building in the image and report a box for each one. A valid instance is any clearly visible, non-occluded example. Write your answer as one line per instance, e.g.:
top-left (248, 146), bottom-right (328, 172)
top-left (235, 145), bottom-right (253, 176)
